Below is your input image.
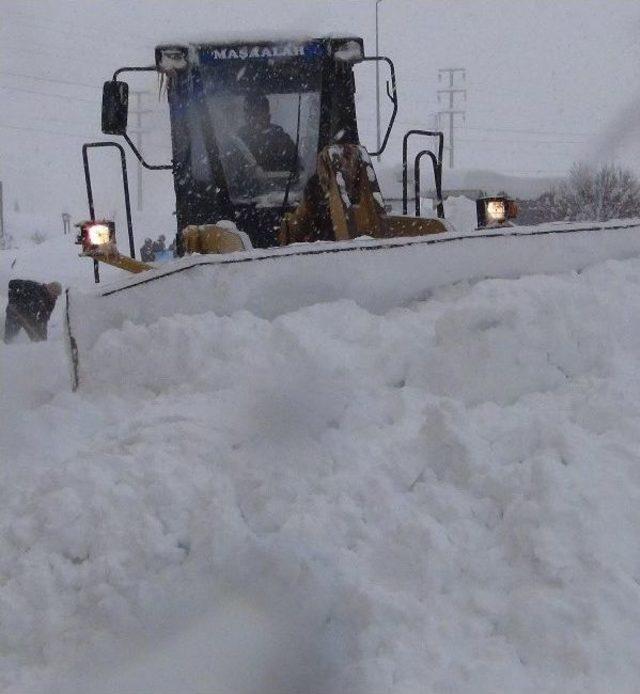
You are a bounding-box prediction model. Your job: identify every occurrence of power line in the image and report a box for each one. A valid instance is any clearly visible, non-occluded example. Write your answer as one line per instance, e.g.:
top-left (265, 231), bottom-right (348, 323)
top-left (3, 14), bottom-right (153, 51)
top-left (457, 137), bottom-right (587, 147)
top-left (3, 41), bottom-right (122, 65)
top-left (0, 84), bottom-right (97, 104)
top-left (0, 123), bottom-right (97, 139)
top-left (0, 70), bottom-right (101, 90)
top-left (457, 125), bottom-right (596, 138)
top-left (1, 85), bottom-right (167, 136)
top-left (1, 112), bottom-right (99, 128)
top-left (361, 113), bottom-right (597, 140)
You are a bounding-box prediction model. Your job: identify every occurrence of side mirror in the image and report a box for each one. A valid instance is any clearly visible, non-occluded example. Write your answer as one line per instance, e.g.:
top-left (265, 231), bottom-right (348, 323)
top-left (101, 81), bottom-right (129, 135)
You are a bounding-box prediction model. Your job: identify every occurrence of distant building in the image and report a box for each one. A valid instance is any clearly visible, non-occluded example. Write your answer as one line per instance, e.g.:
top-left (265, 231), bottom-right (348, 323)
top-left (378, 165), bottom-right (563, 223)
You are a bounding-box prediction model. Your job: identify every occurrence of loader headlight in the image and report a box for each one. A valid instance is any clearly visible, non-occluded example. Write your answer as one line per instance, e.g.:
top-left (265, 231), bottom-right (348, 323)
top-left (476, 196), bottom-right (518, 229)
top-left (486, 199), bottom-right (506, 223)
top-left (76, 220), bottom-right (116, 252)
top-left (87, 223), bottom-right (112, 245)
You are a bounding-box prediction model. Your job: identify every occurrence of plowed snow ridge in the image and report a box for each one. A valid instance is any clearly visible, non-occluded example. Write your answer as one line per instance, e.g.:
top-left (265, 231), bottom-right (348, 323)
top-left (2, 257), bottom-right (640, 693)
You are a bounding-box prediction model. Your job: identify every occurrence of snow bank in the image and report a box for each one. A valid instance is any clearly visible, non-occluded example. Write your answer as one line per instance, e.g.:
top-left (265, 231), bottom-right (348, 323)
top-left (3, 249), bottom-right (640, 692)
top-left (67, 219), bottom-right (640, 388)
top-left (420, 195), bottom-right (477, 231)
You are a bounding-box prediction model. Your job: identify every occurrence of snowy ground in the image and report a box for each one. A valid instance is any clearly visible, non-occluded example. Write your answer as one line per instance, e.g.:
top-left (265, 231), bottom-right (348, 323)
top-left (2, 227), bottom-right (640, 693)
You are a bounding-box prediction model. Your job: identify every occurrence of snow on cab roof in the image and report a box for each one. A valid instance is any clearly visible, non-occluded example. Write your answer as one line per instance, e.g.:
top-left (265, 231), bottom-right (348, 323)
top-left (155, 36), bottom-right (362, 51)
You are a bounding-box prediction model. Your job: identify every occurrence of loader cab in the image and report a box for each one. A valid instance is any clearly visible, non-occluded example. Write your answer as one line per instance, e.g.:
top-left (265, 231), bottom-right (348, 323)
top-left (90, 33), bottom-right (422, 274)
top-left (159, 38), bottom-right (365, 249)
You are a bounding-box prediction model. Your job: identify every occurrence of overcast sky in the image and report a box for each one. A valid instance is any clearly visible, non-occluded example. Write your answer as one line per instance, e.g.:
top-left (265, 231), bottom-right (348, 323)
top-left (2, 0), bottom-right (640, 221)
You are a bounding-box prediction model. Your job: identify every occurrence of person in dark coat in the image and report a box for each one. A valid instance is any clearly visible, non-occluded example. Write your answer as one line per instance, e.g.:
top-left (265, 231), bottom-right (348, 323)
top-left (237, 94), bottom-right (299, 174)
top-left (140, 238), bottom-right (155, 262)
top-left (3, 280), bottom-right (62, 343)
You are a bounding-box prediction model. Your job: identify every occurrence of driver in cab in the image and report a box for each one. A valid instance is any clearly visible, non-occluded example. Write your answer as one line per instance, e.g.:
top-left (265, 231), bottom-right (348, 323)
top-left (237, 93), bottom-right (299, 174)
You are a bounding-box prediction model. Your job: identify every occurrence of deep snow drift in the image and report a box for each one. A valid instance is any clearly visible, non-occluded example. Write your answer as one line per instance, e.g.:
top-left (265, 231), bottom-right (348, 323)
top-left (3, 233), bottom-right (640, 692)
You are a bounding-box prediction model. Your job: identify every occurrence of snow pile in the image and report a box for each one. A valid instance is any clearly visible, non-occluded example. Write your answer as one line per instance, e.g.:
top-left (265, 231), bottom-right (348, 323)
top-left (419, 195), bottom-right (477, 230)
top-left (442, 195), bottom-right (477, 231)
top-left (67, 220), bottom-right (640, 377)
top-left (3, 251), bottom-right (640, 692)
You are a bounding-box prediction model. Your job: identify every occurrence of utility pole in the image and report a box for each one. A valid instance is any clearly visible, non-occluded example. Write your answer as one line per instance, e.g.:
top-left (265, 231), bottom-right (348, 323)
top-left (129, 90), bottom-right (153, 212)
top-left (62, 212), bottom-right (71, 235)
top-left (437, 68), bottom-right (466, 169)
top-left (0, 181), bottom-right (4, 250)
top-left (375, 0), bottom-right (383, 161)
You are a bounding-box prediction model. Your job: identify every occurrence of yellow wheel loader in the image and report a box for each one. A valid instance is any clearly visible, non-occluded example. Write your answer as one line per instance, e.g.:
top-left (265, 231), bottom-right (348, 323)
top-left (77, 38), bottom-right (465, 273)
top-left (67, 36), bottom-right (640, 389)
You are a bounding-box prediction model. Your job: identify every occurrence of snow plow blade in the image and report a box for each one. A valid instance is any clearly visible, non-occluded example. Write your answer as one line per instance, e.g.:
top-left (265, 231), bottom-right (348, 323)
top-left (66, 219), bottom-right (640, 390)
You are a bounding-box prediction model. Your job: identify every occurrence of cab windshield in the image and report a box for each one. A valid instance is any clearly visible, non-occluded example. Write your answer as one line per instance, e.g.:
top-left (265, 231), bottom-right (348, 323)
top-left (206, 91), bottom-right (320, 205)
top-left (187, 55), bottom-right (323, 207)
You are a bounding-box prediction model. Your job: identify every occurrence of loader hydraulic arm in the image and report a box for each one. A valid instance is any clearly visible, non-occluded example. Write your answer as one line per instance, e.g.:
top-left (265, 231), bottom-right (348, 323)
top-left (279, 144), bottom-right (448, 245)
